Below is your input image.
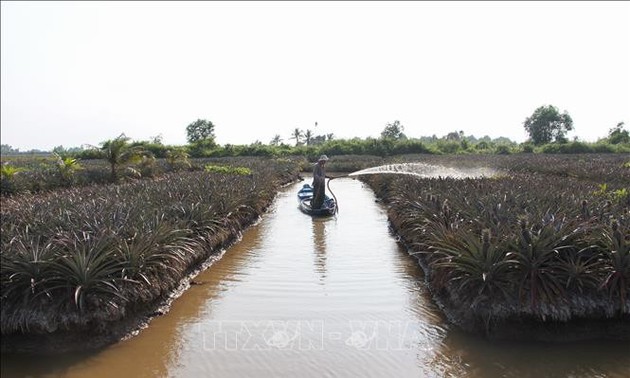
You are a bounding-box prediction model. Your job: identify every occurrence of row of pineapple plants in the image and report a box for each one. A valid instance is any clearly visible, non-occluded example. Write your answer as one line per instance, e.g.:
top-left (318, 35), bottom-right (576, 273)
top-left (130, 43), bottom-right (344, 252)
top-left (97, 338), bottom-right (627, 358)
top-left (362, 154), bottom-right (629, 339)
top-left (1, 150), bottom-right (200, 195)
top-left (1, 157), bottom-right (301, 352)
top-left (1, 152), bottom-right (378, 196)
top-left (390, 153), bottom-right (630, 186)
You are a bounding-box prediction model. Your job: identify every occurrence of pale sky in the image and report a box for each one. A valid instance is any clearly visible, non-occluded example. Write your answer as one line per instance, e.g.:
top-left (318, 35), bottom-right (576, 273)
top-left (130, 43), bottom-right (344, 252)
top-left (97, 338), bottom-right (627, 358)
top-left (1, 1), bottom-right (629, 151)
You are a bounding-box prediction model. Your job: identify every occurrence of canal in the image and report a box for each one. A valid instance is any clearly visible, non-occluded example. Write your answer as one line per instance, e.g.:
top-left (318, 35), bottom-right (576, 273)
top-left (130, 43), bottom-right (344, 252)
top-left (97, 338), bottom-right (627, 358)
top-left (2, 178), bottom-right (628, 377)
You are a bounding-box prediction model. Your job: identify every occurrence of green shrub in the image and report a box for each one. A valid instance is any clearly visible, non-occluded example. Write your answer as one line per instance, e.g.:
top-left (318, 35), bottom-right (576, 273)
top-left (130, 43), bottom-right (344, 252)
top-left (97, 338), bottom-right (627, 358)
top-left (204, 164), bottom-right (252, 175)
top-left (435, 141), bottom-right (461, 154)
top-left (494, 145), bottom-right (511, 155)
top-left (521, 143), bottom-right (534, 153)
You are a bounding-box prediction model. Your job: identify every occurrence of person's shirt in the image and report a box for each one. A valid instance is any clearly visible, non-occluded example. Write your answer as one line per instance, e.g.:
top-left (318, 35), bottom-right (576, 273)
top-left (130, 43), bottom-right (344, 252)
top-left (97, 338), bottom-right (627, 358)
top-left (313, 163), bottom-right (326, 182)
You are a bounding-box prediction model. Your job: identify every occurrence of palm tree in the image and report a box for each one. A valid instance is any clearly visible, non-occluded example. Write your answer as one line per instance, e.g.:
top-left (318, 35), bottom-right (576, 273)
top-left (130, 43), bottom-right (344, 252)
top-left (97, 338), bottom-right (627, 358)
top-left (100, 134), bottom-right (147, 182)
top-left (304, 129), bottom-right (314, 146)
top-left (270, 134), bottom-right (283, 146)
top-left (0, 163), bottom-right (26, 194)
top-left (52, 152), bottom-right (82, 185)
top-left (290, 128), bottom-right (303, 146)
top-left (0, 164), bottom-right (25, 179)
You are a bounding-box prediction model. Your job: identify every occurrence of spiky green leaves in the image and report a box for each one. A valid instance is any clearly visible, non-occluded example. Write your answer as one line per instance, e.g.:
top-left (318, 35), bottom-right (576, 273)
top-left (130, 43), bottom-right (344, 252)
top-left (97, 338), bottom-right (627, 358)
top-left (361, 155), bottom-right (630, 322)
top-left (1, 158), bottom-right (300, 333)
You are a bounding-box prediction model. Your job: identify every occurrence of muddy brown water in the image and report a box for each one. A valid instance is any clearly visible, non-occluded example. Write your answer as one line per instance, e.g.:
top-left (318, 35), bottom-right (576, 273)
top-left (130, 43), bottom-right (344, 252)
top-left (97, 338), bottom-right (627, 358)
top-left (2, 178), bottom-right (629, 378)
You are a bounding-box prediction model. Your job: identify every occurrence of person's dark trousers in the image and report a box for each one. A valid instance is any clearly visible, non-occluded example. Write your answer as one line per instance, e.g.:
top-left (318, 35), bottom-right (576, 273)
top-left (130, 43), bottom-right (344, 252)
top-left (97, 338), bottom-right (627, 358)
top-left (312, 180), bottom-right (325, 209)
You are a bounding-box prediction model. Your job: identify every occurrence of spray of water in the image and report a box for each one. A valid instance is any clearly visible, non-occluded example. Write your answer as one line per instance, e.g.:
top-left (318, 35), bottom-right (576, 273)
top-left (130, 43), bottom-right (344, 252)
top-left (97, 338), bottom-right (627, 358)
top-left (347, 163), bottom-right (496, 179)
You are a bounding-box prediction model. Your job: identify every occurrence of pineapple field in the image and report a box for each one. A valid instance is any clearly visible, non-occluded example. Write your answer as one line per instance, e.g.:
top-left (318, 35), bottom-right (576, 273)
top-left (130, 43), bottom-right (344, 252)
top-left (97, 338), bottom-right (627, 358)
top-left (1, 157), bottom-right (303, 352)
top-left (361, 153), bottom-right (629, 340)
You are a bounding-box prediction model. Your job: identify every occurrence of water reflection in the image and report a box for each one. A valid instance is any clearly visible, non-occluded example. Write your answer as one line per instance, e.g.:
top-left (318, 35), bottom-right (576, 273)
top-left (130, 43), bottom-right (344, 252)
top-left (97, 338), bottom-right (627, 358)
top-left (312, 218), bottom-right (329, 283)
top-left (436, 330), bottom-right (630, 378)
top-left (1, 349), bottom-right (102, 378)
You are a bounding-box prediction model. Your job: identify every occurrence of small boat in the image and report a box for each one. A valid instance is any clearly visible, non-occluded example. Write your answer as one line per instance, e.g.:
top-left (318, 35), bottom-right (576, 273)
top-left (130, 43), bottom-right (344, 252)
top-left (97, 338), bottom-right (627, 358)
top-left (297, 184), bottom-right (337, 216)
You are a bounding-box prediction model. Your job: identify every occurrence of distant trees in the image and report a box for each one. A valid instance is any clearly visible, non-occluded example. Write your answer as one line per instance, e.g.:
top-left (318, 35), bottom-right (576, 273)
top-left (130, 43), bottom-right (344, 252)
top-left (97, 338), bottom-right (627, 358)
top-left (445, 131), bottom-right (465, 141)
top-left (186, 119), bottom-right (217, 157)
top-left (309, 135), bottom-right (327, 145)
top-left (53, 146), bottom-right (69, 157)
top-left (286, 128), bottom-right (334, 147)
top-left (304, 129), bottom-right (314, 146)
top-left (1, 144), bottom-right (20, 155)
top-left (608, 122), bottom-right (629, 144)
top-left (270, 134), bottom-right (283, 146)
top-left (6, 112), bottom-right (628, 164)
top-left (523, 105), bottom-right (574, 145)
top-left (186, 119), bottom-right (216, 144)
top-left (290, 128), bottom-right (303, 146)
top-left (381, 120), bottom-right (407, 140)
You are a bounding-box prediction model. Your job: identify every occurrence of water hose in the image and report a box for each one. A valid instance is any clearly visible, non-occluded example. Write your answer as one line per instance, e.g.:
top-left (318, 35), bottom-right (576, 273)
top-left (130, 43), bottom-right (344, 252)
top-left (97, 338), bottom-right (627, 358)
top-left (327, 177), bottom-right (339, 214)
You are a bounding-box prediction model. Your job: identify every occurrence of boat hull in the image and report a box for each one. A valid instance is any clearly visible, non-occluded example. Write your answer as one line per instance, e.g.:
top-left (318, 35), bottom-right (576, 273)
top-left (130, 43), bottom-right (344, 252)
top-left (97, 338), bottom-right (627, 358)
top-left (297, 184), bottom-right (336, 216)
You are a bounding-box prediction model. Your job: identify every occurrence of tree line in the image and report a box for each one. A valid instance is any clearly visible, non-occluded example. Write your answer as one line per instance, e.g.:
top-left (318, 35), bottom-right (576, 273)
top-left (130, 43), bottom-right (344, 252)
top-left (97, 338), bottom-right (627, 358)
top-left (2, 104), bottom-right (628, 158)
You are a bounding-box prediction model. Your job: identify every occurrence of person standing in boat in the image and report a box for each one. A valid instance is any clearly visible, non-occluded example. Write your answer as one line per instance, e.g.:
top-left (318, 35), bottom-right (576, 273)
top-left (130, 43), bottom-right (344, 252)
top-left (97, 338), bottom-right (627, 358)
top-left (312, 155), bottom-right (331, 209)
